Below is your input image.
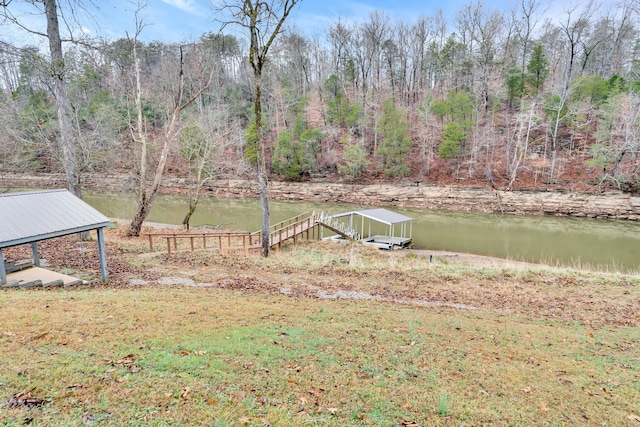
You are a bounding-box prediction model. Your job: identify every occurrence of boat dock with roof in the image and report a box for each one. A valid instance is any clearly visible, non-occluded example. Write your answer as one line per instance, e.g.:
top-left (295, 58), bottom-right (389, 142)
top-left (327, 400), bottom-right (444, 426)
top-left (316, 208), bottom-right (413, 250)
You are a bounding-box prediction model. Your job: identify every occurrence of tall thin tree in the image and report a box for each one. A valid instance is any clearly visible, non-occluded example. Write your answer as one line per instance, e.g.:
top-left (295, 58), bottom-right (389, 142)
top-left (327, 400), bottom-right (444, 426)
top-left (0, 0), bottom-right (86, 198)
top-left (217, 0), bottom-right (301, 257)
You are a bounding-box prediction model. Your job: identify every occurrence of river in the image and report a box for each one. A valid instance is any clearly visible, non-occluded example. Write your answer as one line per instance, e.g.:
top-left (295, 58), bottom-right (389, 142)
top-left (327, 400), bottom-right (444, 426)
top-left (85, 191), bottom-right (640, 273)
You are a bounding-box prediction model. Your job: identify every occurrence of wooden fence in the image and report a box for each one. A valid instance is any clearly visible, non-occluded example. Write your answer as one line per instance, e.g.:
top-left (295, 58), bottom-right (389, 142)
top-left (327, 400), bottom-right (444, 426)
top-left (145, 231), bottom-right (261, 256)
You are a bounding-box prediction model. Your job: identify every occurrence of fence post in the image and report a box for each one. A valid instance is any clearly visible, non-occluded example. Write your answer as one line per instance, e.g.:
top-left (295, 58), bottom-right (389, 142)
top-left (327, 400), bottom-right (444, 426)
top-left (166, 237), bottom-right (172, 256)
top-left (148, 234), bottom-right (154, 251)
top-left (190, 236), bottom-right (194, 251)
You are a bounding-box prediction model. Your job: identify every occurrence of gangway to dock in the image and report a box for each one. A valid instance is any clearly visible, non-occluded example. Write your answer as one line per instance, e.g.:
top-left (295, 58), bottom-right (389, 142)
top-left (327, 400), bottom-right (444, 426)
top-left (267, 211), bottom-right (320, 248)
top-left (144, 208), bottom-right (413, 255)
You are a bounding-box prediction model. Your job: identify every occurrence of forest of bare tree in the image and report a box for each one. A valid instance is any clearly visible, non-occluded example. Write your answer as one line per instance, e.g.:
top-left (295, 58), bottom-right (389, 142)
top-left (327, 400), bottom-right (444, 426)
top-left (1, 0), bottom-right (639, 197)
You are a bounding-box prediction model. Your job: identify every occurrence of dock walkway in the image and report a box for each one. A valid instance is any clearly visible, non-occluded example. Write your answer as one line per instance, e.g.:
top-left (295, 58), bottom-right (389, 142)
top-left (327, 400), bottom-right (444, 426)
top-left (144, 208), bottom-right (412, 255)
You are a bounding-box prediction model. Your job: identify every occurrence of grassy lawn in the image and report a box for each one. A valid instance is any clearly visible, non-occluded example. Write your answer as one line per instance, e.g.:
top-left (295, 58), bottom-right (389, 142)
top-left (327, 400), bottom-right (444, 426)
top-left (1, 229), bottom-right (639, 426)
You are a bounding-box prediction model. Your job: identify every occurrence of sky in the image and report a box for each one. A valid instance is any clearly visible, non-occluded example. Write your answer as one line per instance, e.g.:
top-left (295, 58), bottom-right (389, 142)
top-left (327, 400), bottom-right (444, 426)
top-left (2, 0), bottom-right (570, 47)
top-left (98, 0), bottom-right (516, 41)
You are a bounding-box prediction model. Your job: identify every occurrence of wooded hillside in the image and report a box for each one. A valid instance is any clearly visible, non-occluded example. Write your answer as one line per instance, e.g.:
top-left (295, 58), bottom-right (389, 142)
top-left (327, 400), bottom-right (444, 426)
top-left (1, 0), bottom-right (638, 193)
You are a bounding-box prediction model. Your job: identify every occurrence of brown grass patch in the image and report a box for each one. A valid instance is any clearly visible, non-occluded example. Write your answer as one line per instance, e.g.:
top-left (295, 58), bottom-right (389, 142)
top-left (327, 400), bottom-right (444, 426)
top-left (1, 225), bottom-right (639, 425)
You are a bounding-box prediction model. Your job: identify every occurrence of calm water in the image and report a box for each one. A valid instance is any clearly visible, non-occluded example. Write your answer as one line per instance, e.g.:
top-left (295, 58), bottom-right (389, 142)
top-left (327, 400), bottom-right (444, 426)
top-left (85, 191), bottom-right (640, 272)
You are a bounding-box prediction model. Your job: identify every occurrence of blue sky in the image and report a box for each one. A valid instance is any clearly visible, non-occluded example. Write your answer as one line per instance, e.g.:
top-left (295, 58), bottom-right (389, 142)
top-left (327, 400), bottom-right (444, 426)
top-left (2, 0), bottom-right (568, 46)
top-left (89, 0), bottom-right (521, 42)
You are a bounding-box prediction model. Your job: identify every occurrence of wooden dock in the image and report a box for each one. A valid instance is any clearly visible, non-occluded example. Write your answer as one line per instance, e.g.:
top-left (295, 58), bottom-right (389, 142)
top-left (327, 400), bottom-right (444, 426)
top-left (144, 208), bottom-right (412, 256)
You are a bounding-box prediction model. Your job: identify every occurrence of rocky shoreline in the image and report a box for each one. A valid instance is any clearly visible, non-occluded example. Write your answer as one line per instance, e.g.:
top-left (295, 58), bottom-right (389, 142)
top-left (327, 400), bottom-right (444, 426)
top-left (2, 172), bottom-right (639, 221)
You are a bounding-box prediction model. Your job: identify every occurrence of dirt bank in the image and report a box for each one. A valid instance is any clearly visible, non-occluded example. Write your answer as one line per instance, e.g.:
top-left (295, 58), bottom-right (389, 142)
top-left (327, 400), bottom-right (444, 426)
top-left (2, 172), bottom-right (639, 220)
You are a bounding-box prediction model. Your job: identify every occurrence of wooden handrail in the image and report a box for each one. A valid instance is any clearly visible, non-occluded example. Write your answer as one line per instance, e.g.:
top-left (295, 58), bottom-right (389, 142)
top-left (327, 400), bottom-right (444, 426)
top-left (144, 211), bottom-right (319, 254)
top-left (269, 211), bottom-right (313, 232)
top-left (144, 231), bottom-right (256, 255)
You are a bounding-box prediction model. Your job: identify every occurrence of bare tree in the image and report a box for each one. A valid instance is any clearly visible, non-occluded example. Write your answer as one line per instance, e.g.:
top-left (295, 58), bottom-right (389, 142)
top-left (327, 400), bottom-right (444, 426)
top-left (514, 0), bottom-right (545, 72)
top-left (0, 0), bottom-right (90, 198)
top-left (582, 1), bottom-right (638, 76)
top-left (217, 0), bottom-right (301, 257)
top-left (127, 6), bottom-right (214, 236)
top-left (558, 1), bottom-right (598, 90)
top-left (179, 108), bottom-right (242, 228)
top-left (506, 99), bottom-right (539, 189)
top-left (456, 1), bottom-right (505, 118)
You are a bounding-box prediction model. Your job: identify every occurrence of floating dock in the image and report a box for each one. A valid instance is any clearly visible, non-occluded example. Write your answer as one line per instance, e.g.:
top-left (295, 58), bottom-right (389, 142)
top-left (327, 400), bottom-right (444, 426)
top-left (318, 208), bottom-right (413, 250)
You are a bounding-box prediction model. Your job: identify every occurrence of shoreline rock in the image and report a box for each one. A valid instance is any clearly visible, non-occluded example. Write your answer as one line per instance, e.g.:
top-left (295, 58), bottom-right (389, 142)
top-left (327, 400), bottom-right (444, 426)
top-left (2, 172), bottom-right (639, 221)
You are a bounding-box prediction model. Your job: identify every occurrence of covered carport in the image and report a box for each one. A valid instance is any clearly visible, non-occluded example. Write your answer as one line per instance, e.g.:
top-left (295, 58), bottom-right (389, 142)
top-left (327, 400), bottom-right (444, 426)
top-left (0, 189), bottom-right (112, 285)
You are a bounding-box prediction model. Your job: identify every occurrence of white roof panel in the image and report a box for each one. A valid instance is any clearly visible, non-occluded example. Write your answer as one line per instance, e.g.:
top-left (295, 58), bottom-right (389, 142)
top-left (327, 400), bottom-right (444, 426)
top-left (331, 208), bottom-right (412, 225)
top-left (0, 189), bottom-right (112, 248)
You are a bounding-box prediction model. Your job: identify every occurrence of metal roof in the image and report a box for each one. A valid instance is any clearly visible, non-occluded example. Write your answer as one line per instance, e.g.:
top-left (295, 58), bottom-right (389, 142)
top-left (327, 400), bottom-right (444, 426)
top-left (0, 189), bottom-right (112, 249)
top-left (331, 208), bottom-right (413, 225)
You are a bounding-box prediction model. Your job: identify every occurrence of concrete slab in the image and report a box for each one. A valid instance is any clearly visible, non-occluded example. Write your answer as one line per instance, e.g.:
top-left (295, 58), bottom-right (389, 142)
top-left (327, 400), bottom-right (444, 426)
top-left (4, 267), bottom-right (85, 288)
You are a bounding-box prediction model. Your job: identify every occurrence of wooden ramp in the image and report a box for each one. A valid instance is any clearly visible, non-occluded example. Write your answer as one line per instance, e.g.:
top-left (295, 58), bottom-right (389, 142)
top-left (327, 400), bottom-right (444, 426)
top-left (267, 211), bottom-right (320, 248)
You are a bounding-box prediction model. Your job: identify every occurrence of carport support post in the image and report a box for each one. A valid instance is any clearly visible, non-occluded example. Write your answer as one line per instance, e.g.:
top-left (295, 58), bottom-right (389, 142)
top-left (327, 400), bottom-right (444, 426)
top-left (31, 242), bottom-right (41, 267)
top-left (0, 248), bottom-right (6, 285)
top-left (97, 228), bottom-right (108, 283)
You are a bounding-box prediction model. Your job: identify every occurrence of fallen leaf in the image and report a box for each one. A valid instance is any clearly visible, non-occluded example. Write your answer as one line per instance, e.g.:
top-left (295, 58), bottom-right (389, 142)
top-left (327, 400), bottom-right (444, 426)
top-left (261, 418), bottom-right (271, 426)
top-left (181, 387), bottom-right (190, 399)
top-left (308, 387), bottom-right (324, 396)
top-left (402, 401), bottom-right (412, 409)
top-left (539, 401), bottom-right (549, 412)
top-left (521, 387), bottom-right (533, 394)
top-left (627, 414), bottom-right (640, 422)
top-left (193, 350), bottom-right (207, 356)
top-left (7, 389), bottom-right (45, 408)
top-left (105, 354), bottom-right (136, 367)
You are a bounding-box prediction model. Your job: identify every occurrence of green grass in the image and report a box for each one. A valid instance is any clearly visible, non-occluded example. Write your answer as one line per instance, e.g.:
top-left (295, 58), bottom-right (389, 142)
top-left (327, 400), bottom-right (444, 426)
top-left (1, 286), bottom-right (639, 426)
top-left (2, 234), bottom-right (639, 426)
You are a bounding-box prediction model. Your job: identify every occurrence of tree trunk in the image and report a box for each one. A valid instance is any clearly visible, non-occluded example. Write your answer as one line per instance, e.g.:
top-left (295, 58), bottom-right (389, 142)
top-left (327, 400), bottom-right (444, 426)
top-left (128, 36), bottom-right (149, 237)
top-left (182, 203), bottom-right (197, 230)
top-left (128, 194), bottom-right (151, 237)
top-left (45, 0), bottom-right (81, 198)
top-left (254, 74), bottom-right (271, 257)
